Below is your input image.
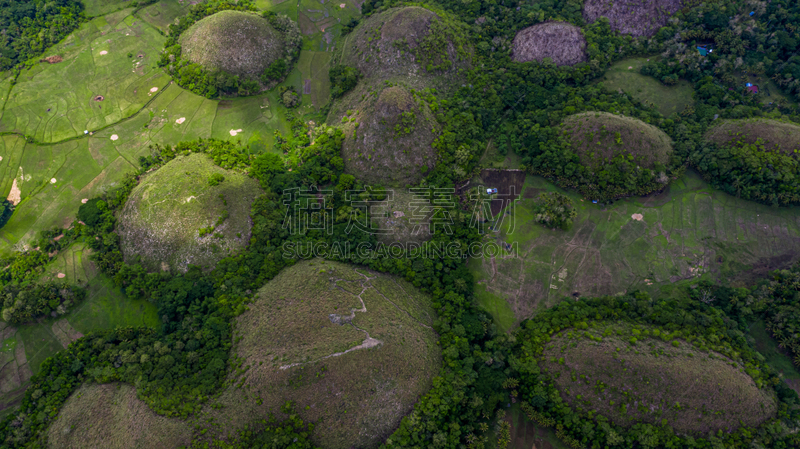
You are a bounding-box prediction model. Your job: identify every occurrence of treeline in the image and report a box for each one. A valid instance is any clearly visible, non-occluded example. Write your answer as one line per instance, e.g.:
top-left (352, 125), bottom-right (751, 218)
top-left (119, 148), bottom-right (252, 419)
top-left (0, 0), bottom-right (84, 71)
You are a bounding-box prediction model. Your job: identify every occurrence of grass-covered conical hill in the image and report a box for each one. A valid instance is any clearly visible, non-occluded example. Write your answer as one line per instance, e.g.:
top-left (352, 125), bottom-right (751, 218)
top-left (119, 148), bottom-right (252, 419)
top-left (46, 383), bottom-right (192, 449)
top-left (512, 22), bottom-right (587, 66)
top-left (340, 6), bottom-right (472, 88)
top-left (195, 259), bottom-right (441, 449)
top-left (705, 118), bottom-right (800, 154)
top-left (179, 10), bottom-right (284, 78)
top-left (583, 0), bottom-right (683, 37)
top-left (560, 112), bottom-right (674, 170)
top-left (117, 153), bottom-right (262, 273)
top-left (331, 84), bottom-right (438, 187)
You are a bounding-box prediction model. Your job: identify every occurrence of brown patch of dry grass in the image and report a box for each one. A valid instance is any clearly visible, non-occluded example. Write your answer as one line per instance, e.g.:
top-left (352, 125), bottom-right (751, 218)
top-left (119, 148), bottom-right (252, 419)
top-left (46, 383), bottom-right (192, 449)
top-left (197, 259), bottom-right (441, 449)
top-left (704, 118), bottom-right (800, 155)
top-left (561, 112), bottom-right (673, 169)
top-left (542, 332), bottom-right (777, 434)
top-left (583, 0), bottom-right (683, 37)
top-left (511, 22), bottom-right (587, 67)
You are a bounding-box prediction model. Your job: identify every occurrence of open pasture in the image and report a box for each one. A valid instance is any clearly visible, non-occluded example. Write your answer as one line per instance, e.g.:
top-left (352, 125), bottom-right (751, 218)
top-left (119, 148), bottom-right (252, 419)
top-left (600, 56), bottom-right (694, 117)
top-left (471, 172), bottom-right (800, 331)
top-left (0, 243), bottom-right (158, 417)
top-left (0, 9), bottom-right (170, 143)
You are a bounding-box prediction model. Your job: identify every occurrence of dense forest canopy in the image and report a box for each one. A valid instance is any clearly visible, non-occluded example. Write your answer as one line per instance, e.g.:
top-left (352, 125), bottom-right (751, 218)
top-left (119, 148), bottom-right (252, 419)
top-left (0, 0), bottom-right (83, 70)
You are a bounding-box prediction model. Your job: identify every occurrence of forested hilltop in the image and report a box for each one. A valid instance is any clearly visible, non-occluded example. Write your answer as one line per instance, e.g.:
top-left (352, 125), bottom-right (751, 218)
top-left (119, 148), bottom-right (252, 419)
top-left (0, 0), bottom-right (799, 448)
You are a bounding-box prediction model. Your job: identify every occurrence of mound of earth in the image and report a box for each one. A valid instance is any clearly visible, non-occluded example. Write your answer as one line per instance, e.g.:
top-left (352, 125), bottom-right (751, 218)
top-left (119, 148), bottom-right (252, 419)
top-left (117, 153), bottom-right (262, 273)
top-left (542, 331), bottom-right (777, 433)
top-left (46, 383), bottom-right (192, 449)
top-left (561, 112), bottom-right (673, 169)
top-left (198, 259), bottom-right (441, 449)
top-left (340, 6), bottom-right (471, 87)
top-left (705, 118), bottom-right (800, 154)
top-left (583, 0), bottom-right (683, 37)
top-left (511, 22), bottom-right (587, 66)
top-left (179, 10), bottom-right (284, 77)
top-left (334, 85), bottom-right (438, 186)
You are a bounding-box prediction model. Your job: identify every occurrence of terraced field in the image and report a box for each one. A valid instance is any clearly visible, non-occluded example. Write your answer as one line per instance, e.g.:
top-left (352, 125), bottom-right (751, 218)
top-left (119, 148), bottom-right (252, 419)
top-left (471, 171), bottom-right (800, 331)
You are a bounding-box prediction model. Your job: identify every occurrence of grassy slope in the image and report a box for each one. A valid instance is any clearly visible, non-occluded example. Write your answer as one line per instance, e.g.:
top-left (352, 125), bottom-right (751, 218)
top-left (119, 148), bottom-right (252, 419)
top-left (471, 172), bottom-right (800, 331)
top-left (118, 153), bottom-right (262, 272)
top-left (749, 319), bottom-right (800, 395)
top-left (583, 0), bottom-right (682, 37)
top-left (0, 9), bottom-right (171, 143)
top-left (197, 259), bottom-right (441, 449)
top-left (543, 329), bottom-right (776, 433)
top-left (561, 111), bottom-right (673, 168)
top-left (599, 56), bottom-right (694, 117)
top-left (705, 118), bottom-right (800, 154)
top-left (46, 383), bottom-right (192, 449)
top-left (511, 22), bottom-right (587, 67)
top-left (0, 243), bottom-right (158, 418)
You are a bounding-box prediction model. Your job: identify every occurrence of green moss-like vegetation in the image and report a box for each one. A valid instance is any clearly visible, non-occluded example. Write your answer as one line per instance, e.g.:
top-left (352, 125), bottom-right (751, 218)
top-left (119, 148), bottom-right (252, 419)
top-left (196, 259), bottom-right (441, 449)
top-left (117, 153), bottom-right (262, 273)
top-left (704, 118), bottom-right (800, 154)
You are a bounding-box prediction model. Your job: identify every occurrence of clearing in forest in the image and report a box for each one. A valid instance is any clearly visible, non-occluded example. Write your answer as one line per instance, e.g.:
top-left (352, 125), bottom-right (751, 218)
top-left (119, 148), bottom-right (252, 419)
top-left (471, 172), bottom-right (800, 331)
top-left (197, 259), bottom-right (441, 449)
top-left (599, 57), bottom-right (694, 117)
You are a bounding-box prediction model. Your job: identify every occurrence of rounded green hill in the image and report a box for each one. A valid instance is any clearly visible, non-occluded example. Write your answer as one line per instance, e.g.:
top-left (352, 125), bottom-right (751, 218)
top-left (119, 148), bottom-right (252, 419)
top-left (46, 383), bottom-right (192, 449)
top-left (340, 6), bottom-right (471, 87)
top-left (332, 85), bottom-right (438, 186)
top-left (179, 10), bottom-right (284, 77)
top-left (197, 259), bottom-right (441, 449)
top-left (117, 153), bottom-right (262, 273)
top-left (705, 118), bottom-right (800, 154)
top-left (543, 329), bottom-right (777, 433)
top-left (512, 22), bottom-right (587, 66)
top-left (561, 112), bottom-right (673, 170)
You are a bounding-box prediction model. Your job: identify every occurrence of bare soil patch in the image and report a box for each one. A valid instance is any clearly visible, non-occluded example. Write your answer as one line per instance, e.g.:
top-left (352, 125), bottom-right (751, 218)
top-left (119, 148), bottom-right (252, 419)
top-left (583, 0), bottom-right (683, 37)
top-left (7, 178), bottom-right (21, 205)
top-left (512, 22), bottom-right (587, 67)
top-left (40, 55), bottom-right (63, 64)
top-left (93, 95), bottom-right (104, 102)
top-left (480, 169), bottom-right (526, 216)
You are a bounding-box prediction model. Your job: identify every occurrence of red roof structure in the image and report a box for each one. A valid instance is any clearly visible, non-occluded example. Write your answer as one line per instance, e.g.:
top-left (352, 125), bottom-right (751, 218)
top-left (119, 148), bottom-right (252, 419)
top-left (747, 85), bottom-right (759, 93)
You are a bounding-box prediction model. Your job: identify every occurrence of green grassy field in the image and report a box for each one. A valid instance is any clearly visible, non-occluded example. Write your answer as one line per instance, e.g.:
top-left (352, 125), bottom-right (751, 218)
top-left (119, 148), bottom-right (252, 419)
top-left (749, 319), bottom-right (800, 394)
top-left (137, 0), bottom-right (194, 32)
top-left (0, 243), bottom-right (159, 416)
top-left (0, 9), bottom-right (171, 143)
top-left (471, 171), bottom-right (800, 332)
top-left (600, 56), bottom-right (694, 117)
top-left (196, 259), bottom-right (441, 449)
